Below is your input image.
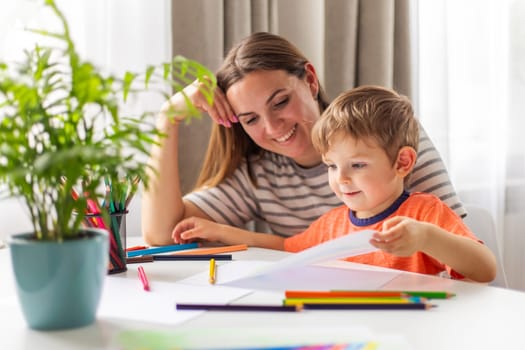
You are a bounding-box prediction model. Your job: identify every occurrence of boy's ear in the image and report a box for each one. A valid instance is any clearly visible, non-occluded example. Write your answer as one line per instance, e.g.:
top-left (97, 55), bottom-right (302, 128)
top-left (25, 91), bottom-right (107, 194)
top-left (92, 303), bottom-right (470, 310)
top-left (395, 146), bottom-right (417, 178)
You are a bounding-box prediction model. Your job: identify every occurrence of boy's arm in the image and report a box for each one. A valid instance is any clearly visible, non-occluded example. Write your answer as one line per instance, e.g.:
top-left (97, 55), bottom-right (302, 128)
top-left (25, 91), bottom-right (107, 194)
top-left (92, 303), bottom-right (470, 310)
top-left (419, 223), bottom-right (497, 282)
top-left (371, 217), bottom-right (497, 283)
top-left (171, 216), bottom-right (285, 250)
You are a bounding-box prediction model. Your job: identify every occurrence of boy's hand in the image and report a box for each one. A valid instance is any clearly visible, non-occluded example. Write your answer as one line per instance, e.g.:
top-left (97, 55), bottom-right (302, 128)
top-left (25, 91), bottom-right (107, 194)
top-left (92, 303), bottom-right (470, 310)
top-left (370, 216), bottom-right (428, 256)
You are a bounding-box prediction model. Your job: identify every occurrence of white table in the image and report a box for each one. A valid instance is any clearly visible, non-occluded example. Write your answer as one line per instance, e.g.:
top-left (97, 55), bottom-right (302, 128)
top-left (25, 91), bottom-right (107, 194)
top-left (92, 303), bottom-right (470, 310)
top-left (1, 240), bottom-right (524, 350)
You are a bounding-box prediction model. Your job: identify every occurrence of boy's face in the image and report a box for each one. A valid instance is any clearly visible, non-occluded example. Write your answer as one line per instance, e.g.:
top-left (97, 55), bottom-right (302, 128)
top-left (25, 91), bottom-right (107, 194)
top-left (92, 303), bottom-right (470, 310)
top-left (323, 133), bottom-right (405, 219)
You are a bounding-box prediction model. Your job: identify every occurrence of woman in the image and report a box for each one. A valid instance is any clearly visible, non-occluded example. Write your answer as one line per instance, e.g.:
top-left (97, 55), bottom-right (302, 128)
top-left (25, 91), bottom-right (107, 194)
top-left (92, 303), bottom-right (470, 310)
top-left (142, 32), bottom-right (465, 246)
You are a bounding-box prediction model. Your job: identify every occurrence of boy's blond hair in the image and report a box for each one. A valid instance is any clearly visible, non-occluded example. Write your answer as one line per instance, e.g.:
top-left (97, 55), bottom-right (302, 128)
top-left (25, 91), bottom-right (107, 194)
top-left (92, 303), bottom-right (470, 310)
top-left (312, 85), bottom-right (419, 165)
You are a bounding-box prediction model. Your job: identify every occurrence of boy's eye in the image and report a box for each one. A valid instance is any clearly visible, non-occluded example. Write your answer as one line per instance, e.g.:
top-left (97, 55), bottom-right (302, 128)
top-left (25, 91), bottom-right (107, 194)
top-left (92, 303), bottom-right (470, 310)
top-left (352, 163), bottom-right (366, 169)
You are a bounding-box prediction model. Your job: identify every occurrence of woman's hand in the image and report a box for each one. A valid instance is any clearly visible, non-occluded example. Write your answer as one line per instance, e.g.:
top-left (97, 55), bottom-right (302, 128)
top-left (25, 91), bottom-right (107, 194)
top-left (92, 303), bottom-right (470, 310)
top-left (161, 80), bottom-right (237, 127)
top-left (171, 216), bottom-right (286, 250)
top-left (171, 216), bottom-right (231, 245)
top-left (370, 216), bottom-right (428, 256)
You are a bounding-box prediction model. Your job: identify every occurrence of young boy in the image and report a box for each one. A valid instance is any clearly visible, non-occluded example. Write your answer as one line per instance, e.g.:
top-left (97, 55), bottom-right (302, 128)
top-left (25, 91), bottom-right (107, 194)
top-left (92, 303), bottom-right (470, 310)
top-left (173, 86), bottom-right (496, 283)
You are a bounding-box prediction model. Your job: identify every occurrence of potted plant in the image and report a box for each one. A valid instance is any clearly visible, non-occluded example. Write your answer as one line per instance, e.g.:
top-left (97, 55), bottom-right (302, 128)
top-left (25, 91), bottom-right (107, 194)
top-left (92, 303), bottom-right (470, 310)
top-left (0, 0), bottom-right (214, 330)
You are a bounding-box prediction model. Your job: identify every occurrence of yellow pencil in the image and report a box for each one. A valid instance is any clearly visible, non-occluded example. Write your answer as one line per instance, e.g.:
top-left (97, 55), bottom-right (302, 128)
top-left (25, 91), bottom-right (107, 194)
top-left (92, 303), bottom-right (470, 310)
top-left (209, 258), bottom-right (216, 284)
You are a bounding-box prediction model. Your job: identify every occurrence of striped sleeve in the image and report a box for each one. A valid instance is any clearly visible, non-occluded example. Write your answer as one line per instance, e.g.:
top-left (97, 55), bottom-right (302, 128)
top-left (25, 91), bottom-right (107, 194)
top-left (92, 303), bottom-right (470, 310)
top-left (409, 123), bottom-right (466, 218)
top-left (184, 164), bottom-right (259, 228)
top-left (184, 152), bottom-right (342, 237)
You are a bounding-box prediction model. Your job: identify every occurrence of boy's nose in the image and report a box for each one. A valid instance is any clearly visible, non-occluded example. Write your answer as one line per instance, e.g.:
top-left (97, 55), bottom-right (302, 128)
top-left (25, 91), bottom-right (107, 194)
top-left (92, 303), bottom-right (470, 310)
top-left (337, 171), bottom-right (352, 184)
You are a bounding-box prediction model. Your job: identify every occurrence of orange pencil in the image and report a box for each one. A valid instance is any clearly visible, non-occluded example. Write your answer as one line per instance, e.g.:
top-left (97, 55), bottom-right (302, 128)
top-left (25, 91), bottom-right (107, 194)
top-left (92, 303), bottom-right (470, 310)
top-left (285, 290), bottom-right (455, 299)
top-left (285, 290), bottom-right (407, 299)
top-left (173, 244), bottom-right (248, 256)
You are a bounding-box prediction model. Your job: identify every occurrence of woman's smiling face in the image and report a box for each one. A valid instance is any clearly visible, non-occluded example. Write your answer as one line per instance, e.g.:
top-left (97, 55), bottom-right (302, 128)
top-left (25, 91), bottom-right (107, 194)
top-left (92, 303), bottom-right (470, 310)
top-left (225, 65), bottom-right (323, 167)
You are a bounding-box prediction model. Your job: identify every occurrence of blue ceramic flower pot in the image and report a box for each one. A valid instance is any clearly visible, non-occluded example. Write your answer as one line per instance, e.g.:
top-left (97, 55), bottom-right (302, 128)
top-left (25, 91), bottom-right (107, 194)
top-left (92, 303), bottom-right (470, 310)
top-left (8, 229), bottom-right (109, 330)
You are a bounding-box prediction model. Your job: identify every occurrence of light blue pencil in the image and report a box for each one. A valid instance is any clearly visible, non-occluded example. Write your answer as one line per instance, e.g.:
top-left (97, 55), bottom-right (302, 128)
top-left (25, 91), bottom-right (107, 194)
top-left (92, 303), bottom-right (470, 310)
top-left (127, 243), bottom-right (199, 257)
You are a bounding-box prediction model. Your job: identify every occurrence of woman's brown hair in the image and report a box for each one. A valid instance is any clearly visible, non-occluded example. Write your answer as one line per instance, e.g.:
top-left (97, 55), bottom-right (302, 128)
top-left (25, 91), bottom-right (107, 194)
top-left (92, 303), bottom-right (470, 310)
top-left (194, 32), bottom-right (330, 190)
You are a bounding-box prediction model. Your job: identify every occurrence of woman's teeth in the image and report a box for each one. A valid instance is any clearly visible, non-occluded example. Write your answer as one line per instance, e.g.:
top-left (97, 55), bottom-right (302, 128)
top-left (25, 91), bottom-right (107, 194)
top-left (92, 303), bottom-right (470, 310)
top-left (275, 125), bottom-right (296, 143)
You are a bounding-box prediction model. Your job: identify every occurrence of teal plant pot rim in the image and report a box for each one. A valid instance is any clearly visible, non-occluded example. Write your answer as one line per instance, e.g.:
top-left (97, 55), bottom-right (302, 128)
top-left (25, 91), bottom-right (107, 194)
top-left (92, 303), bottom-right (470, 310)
top-left (9, 228), bottom-right (109, 244)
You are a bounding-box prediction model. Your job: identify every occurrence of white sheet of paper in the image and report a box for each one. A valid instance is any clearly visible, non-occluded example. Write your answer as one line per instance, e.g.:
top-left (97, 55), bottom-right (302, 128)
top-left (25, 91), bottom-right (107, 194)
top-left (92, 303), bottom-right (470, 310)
top-left (178, 260), bottom-right (272, 286)
top-left (222, 260), bottom-right (400, 291)
top-left (178, 259), bottom-right (400, 292)
top-left (176, 230), bottom-right (390, 292)
top-left (97, 275), bottom-right (252, 325)
top-left (250, 229), bottom-right (378, 277)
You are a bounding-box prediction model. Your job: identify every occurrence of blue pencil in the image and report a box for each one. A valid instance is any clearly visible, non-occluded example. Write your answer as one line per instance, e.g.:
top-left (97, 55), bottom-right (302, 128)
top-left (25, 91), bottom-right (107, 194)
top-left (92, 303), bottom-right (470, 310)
top-left (127, 243), bottom-right (199, 257)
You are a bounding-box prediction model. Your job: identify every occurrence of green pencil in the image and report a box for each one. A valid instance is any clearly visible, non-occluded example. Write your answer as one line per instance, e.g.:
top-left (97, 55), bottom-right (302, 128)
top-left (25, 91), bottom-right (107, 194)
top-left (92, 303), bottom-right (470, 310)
top-left (327, 290), bottom-right (456, 299)
top-left (401, 291), bottom-right (456, 299)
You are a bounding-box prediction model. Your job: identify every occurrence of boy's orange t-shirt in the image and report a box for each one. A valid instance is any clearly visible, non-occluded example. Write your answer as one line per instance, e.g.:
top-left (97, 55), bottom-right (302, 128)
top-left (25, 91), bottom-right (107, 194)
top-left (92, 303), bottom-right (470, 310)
top-left (284, 192), bottom-right (479, 279)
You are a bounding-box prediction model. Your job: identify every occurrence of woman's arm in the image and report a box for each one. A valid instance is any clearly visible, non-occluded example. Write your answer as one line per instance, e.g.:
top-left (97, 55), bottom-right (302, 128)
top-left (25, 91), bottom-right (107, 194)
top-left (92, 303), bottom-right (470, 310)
top-left (141, 82), bottom-right (234, 246)
top-left (171, 216), bottom-right (286, 250)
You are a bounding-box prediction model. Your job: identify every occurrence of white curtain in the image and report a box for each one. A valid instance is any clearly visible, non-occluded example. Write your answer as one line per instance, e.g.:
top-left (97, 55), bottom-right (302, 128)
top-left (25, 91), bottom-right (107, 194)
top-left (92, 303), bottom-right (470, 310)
top-left (416, 0), bottom-right (525, 290)
top-left (0, 0), bottom-right (171, 239)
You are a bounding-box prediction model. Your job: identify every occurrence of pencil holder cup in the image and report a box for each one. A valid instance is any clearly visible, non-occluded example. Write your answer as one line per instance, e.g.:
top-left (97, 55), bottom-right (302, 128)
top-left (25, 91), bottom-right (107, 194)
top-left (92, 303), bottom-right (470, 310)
top-left (107, 211), bottom-right (128, 274)
top-left (87, 210), bottom-right (128, 274)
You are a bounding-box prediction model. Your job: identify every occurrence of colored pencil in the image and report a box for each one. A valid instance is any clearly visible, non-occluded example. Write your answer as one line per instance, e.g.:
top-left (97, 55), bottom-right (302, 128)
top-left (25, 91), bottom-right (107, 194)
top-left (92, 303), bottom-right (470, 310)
top-left (127, 243), bottom-right (199, 257)
top-left (176, 303), bottom-right (302, 312)
top-left (209, 258), bottom-right (216, 284)
top-left (126, 256), bottom-right (154, 264)
top-left (286, 290), bottom-right (455, 300)
top-left (153, 254), bottom-right (232, 261)
top-left (286, 290), bottom-right (404, 299)
top-left (126, 245), bottom-right (148, 252)
top-left (137, 265), bottom-right (150, 291)
top-left (283, 298), bottom-right (417, 306)
top-left (399, 291), bottom-right (456, 299)
top-left (301, 303), bottom-right (434, 310)
top-left (126, 254), bottom-right (233, 264)
top-left (173, 244), bottom-right (248, 255)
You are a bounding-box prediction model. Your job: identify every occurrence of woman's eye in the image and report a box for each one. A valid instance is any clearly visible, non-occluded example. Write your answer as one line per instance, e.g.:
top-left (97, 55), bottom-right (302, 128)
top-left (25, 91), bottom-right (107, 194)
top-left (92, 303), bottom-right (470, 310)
top-left (274, 97), bottom-right (289, 109)
top-left (243, 115), bottom-right (258, 125)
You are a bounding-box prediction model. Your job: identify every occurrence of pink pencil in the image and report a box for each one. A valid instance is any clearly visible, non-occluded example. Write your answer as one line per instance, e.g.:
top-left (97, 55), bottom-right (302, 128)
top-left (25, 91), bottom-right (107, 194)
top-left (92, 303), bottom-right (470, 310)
top-left (137, 266), bottom-right (150, 291)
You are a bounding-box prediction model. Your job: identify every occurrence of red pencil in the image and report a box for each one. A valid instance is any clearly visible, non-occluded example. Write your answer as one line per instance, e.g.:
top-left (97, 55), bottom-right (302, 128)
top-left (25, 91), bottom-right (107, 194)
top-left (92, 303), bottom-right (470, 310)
top-left (126, 245), bottom-right (148, 252)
